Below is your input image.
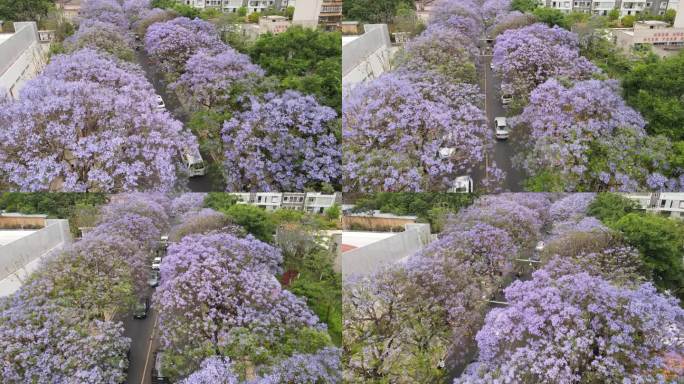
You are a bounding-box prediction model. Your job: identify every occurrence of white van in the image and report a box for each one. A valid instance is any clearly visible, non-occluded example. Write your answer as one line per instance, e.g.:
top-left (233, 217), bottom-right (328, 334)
top-left (449, 176), bottom-right (473, 193)
top-left (182, 150), bottom-right (206, 177)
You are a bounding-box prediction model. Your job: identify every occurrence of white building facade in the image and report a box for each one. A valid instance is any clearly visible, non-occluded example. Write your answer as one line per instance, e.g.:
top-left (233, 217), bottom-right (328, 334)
top-left (623, 192), bottom-right (684, 218)
top-left (542, 0), bottom-right (670, 16)
top-left (0, 22), bottom-right (48, 100)
top-left (183, 0), bottom-right (293, 13)
top-left (232, 192), bottom-right (341, 212)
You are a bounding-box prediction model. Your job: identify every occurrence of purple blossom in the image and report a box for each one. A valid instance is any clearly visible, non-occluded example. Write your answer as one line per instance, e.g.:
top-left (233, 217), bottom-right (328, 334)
top-left (222, 90), bottom-right (341, 191)
top-left (343, 71), bottom-right (490, 192)
top-left (548, 193), bottom-right (596, 222)
top-left (170, 47), bottom-right (265, 111)
top-left (457, 270), bottom-right (684, 383)
top-left (492, 23), bottom-right (598, 100)
top-left (170, 193), bottom-right (207, 217)
top-left (0, 49), bottom-right (197, 192)
top-left (144, 17), bottom-right (224, 76)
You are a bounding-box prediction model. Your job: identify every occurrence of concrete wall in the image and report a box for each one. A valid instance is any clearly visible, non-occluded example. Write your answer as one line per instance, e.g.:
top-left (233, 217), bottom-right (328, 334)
top-left (342, 216), bottom-right (416, 231)
top-left (0, 215), bottom-right (47, 229)
top-left (0, 22), bottom-right (46, 99)
top-left (342, 223), bottom-right (432, 279)
top-left (0, 219), bottom-right (71, 281)
top-left (342, 24), bottom-right (394, 98)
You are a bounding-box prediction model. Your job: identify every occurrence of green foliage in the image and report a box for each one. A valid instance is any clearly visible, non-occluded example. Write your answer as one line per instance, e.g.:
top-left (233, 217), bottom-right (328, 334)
top-left (621, 15), bottom-right (636, 27)
top-left (609, 213), bottom-right (684, 302)
top-left (608, 8), bottom-right (620, 21)
top-left (664, 9), bottom-right (676, 24)
top-left (0, 0), bottom-right (53, 22)
top-left (511, 0), bottom-right (538, 12)
top-left (352, 193), bottom-right (474, 231)
top-left (224, 204), bottom-right (276, 243)
top-left (204, 192), bottom-right (239, 211)
top-left (579, 31), bottom-right (633, 78)
top-left (343, 0), bottom-right (414, 24)
top-left (0, 193), bottom-right (108, 236)
top-left (284, 6), bottom-right (295, 19)
top-left (523, 171), bottom-right (566, 192)
top-left (393, 3), bottom-right (423, 35)
top-left (237, 6), bottom-right (247, 17)
top-left (622, 51), bottom-right (684, 140)
top-left (199, 7), bottom-right (221, 20)
top-left (151, 0), bottom-right (200, 18)
top-left (533, 7), bottom-right (570, 29)
top-left (324, 204), bottom-right (341, 221)
top-left (587, 193), bottom-right (638, 224)
top-left (249, 26), bottom-right (341, 112)
top-left (247, 11), bottom-right (261, 23)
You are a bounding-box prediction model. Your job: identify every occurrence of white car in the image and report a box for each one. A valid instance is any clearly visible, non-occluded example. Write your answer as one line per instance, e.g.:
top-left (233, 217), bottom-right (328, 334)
top-left (152, 256), bottom-right (162, 270)
top-left (535, 241), bottom-right (545, 252)
top-left (155, 95), bottom-right (165, 110)
top-left (494, 116), bottom-right (508, 139)
top-left (449, 176), bottom-right (473, 193)
top-left (439, 147), bottom-right (456, 159)
top-left (501, 93), bottom-right (512, 105)
top-left (182, 149), bottom-right (207, 177)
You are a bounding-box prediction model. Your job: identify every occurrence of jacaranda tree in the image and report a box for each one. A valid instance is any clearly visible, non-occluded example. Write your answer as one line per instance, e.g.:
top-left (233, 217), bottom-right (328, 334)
top-left (222, 90), bottom-right (341, 191)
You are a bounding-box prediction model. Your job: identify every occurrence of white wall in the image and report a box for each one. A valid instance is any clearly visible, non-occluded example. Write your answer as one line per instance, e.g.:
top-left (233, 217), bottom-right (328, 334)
top-left (0, 220), bottom-right (72, 296)
top-left (0, 22), bottom-right (46, 99)
top-left (342, 223), bottom-right (432, 279)
top-left (342, 24), bottom-right (395, 98)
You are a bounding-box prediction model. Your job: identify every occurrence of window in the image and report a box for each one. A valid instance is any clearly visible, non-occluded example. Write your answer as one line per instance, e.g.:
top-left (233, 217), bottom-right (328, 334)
top-left (661, 199), bottom-right (666, 207)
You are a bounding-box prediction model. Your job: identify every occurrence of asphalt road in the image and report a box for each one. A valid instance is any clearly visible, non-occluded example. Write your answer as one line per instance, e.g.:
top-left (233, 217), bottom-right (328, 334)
top-left (444, 246), bottom-right (538, 382)
top-left (134, 48), bottom-right (214, 192)
top-left (482, 54), bottom-right (526, 192)
top-left (123, 303), bottom-right (158, 384)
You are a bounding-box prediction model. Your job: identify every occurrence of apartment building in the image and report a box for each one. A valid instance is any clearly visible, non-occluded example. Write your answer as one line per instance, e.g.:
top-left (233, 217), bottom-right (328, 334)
top-left (543, 0), bottom-right (670, 16)
top-left (183, 0), bottom-right (293, 13)
top-left (232, 192), bottom-right (341, 212)
top-left (292, 0), bottom-right (342, 29)
top-left (623, 192), bottom-right (684, 218)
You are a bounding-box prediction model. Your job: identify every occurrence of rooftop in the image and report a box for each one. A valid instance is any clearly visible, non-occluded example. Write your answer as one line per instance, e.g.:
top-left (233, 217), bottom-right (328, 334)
top-left (342, 231), bottom-right (398, 251)
top-left (0, 230), bottom-right (36, 246)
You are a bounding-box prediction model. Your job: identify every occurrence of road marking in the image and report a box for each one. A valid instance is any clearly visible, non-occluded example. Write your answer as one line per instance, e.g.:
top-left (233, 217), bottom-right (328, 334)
top-left (140, 310), bottom-right (159, 384)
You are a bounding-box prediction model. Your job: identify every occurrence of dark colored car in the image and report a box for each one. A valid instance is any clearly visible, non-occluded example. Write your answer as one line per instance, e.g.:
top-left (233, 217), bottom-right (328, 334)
top-left (133, 297), bottom-right (150, 319)
top-left (151, 351), bottom-right (170, 384)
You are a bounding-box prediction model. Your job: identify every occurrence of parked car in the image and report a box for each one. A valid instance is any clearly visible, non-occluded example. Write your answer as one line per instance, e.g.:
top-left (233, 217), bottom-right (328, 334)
top-left (501, 93), bottom-right (512, 105)
top-left (449, 175), bottom-right (473, 193)
top-left (439, 147), bottom-right (456, 159)
top-left (494, 116), bottom-right (508, 139)
top-left (535, 241), bottom-right (545, 252)
top-left (152, 256), bottom-right (162, 270)
top-left (133, 298), bottom-right (149, 319)
top-left (155, 95), bottom-right (165, 110)
top-left (151, 351), bottom-right (170, 383)
top-left (182, 149), bottom-right (207, 177)
top-left (148, 270), bottom-right (159, 288)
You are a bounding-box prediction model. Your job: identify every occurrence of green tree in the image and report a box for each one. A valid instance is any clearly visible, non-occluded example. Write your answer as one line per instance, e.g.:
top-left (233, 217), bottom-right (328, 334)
top-left (587, 193), bottom-right (638, 224)
top-left (0, 0), bottom-right (53, 22)
top-left (247, 11), bottom-right (261, 23)
top-left (533, 7), bottom-right (570, 29)
top-left (284, 6), bottom-right (295, 19)
top-left (664, 9), bottom-right (676, 24)
top-left (204, 192), bottom-right (238, 211)
top-left (611, 213), bottom-right (684, 302)
top-left (324, 204), bottom-right (341, 221)
top-left (343, 0), bottom-right (413, 24)
top-left (223, 204), bottom-right (276, 242)
top-left (621, 14), bottom-right (636, 27)
top-left (249, 26), bottom-right (341, 112)
top-left (237, 6), bottom-right (247, 17)
top-left (511, 0), bottom-right (539, 12)
top-left (622, 51), bottom-right (684, 140)
top-left (608, 8), bottom-right (620, 21)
